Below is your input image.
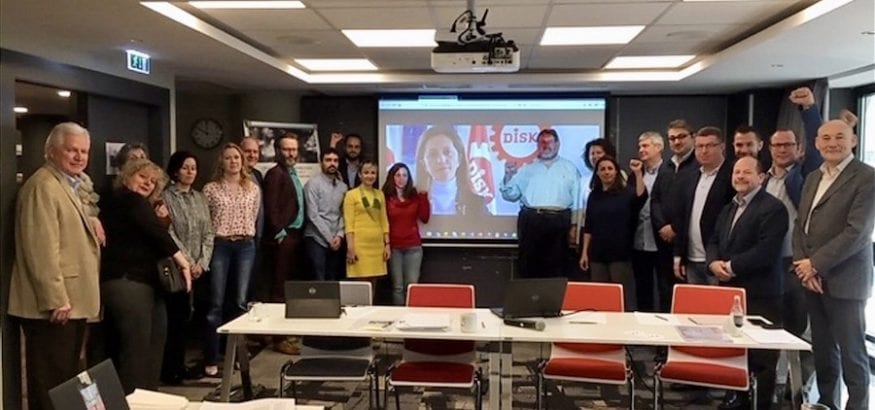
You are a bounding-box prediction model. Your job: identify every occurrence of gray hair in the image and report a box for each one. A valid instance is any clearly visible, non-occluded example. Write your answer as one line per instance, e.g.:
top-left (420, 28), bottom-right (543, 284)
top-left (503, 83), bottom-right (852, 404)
top-left (44, 122), bottom-right (90, 159)
top-left (638, 131), bottom-right (665, 150)
top-left (116, 142), bottom-right (150, 169)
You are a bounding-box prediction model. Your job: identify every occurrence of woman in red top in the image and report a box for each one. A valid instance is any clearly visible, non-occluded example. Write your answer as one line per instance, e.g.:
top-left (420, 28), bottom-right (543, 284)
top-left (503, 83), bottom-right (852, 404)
top-left (382, 163), bottom-right (431, 305)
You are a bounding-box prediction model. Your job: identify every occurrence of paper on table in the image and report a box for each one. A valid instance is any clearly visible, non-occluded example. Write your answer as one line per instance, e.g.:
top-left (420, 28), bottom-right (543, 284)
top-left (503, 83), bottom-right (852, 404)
top-left (634, 312), bottom-right (680, 325)
top-left (742, 327), bottom-right (801, 344)
top-left (199, 398), bottom-right (296, 409)
top-left (676, 325), bottom-right (733, 343)
top-left (396, 313), bottom-right (451, 330)
top-left (126, 389), bottom-right (189, 410)
top-left (566, 311), bottom-right (607, 324)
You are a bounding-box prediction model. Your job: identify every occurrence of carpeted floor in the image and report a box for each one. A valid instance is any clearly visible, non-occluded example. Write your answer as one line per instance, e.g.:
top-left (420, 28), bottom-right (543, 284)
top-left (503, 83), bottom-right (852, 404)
top-left (160, 341), bottom-right (810, 409)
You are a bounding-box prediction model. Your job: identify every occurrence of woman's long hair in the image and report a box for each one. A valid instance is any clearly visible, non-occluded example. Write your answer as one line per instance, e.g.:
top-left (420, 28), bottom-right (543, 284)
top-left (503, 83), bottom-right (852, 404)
top-left (211, 143), bottom-right (253, 189)
top-left (592, 156), bottom-right (626, 193)
top-left (413, 125), bottom-right (473, 191)
top-left (382, 162), bottom-right (417, 200)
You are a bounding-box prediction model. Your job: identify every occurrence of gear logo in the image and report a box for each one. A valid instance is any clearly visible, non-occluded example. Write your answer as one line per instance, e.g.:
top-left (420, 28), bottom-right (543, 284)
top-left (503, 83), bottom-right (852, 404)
top-left (489, 124), bottom-right (551, 165)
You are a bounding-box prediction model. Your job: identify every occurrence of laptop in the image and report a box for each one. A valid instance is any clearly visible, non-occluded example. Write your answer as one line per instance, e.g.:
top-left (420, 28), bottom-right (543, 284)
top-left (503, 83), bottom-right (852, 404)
top-left (490, 278), bottom-right (568, 319)
top-left (49, 359), bottom-right (129, 410)
top-left (285, 280), bottom-right (342, 318)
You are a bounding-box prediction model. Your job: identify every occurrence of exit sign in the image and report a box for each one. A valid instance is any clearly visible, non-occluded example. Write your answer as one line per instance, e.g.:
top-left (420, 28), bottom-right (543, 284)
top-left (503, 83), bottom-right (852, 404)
top-left (126, 50), bottom-right (151, 74)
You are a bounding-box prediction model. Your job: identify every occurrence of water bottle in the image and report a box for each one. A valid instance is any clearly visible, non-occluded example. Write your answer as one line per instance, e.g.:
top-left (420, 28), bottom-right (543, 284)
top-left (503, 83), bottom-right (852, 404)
top-left (725, 295), bottom-right (744, 336)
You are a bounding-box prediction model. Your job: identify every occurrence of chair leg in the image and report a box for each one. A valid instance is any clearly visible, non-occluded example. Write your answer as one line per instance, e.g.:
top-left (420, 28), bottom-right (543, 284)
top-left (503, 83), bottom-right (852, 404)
top-left (393, 386), bottom-right (401, 410)
top-left (475, 375), bottom-right (483, 410)
top-left (653, 372), bottom-right (662, 410)
top-left (536, 372), bottom-right (543, 410)
top-left (628, 375), bottom-right (636, 410)
top-left (278, 362), bottom-right (290, 398)
top-left (291, 381), bottom-right (298, 401)
top-left (750, 374), bottom-right (758, 410)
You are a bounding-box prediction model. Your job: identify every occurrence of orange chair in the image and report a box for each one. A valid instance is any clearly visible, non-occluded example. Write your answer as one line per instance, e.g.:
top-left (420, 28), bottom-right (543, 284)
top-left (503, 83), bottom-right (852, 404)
top-left (653, 284), bottom-right (754, 409)
top-left (536, 282), bottom-right (634, 409)
top-left (385, 284), bottom-right (482, 410)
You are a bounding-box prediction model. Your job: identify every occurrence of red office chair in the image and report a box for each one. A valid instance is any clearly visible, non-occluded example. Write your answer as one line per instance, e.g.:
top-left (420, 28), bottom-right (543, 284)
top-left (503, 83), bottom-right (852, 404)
top-left (536, 282), bottom-right (634, 409)
top-left (653, 284), bottom-right (753, 409)
top-left (385, 284), bottom-right (482, 410)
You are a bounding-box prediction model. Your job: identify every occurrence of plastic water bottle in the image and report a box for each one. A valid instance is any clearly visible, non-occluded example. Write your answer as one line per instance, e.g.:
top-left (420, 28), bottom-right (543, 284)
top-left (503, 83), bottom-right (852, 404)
top-left (725, 295), bottom-right (744, 336)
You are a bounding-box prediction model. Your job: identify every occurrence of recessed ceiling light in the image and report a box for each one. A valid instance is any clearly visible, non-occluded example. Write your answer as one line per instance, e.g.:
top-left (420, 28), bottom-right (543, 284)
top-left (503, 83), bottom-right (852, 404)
top-left (57, 90), bottom-right (72, 98)
top-left (14, 107), bottom-right (28, 113)
top-left (605, 55), bottom-right (696, 69)
top-left (342, 29), bottom-right (436, 47)
top-left (541, 26), bottom-right (645, 46)
top-left (294, 59), bottom-right (378, 71)
top-left (189, 1), bottom-right (304, 9)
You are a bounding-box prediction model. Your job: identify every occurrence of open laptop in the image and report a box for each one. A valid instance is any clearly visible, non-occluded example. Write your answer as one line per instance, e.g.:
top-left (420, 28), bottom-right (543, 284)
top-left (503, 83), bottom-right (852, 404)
top-left (49, 359), bottom-right (129, 410)
top-left (285, 280), bottom-right (342, 319)
top-left (490, 277), bottom-right (568, 319)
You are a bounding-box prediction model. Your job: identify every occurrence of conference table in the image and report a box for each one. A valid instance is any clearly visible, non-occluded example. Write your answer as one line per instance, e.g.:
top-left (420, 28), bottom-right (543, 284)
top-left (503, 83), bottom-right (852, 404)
top-left (217, 305), bottom-right (810, 409)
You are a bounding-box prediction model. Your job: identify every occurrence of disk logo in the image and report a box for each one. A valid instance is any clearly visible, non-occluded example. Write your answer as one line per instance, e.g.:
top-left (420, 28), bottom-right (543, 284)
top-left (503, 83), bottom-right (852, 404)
top-left (489, 124), bottom-right (552, 165)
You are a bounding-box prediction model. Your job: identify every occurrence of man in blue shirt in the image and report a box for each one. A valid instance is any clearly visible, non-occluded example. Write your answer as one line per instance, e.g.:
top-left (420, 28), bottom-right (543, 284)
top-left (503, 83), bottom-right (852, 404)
top-left (500, 129), bottom-right (581, 278)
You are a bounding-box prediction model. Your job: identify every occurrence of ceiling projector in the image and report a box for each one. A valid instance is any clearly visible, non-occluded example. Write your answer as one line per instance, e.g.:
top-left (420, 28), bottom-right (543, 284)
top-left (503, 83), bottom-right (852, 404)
top-left (431, 8), bottom-right (520, 73)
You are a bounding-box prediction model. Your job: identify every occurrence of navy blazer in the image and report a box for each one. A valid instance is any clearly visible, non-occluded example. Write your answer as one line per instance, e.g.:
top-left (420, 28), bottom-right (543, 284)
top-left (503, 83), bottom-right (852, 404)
top-left (767, 107), bottom-right (823, 208)
top-left (672, 160), bottom-right (735, 260)
top-left (706, 189), bottom-right (789, 298)
top-left (650, 153), bottom-right (698, 238)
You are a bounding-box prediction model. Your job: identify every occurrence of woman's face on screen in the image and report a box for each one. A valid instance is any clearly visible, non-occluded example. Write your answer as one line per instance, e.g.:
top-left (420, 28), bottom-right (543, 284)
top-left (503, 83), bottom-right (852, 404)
top-left (393, 167), bottom-right (409, 189)
top-left (597, 160), bottom-right (617, 187)
top-left (423, 135), bottom-right (459, 182)
top-left (589, 145), bottom-right (606, 167)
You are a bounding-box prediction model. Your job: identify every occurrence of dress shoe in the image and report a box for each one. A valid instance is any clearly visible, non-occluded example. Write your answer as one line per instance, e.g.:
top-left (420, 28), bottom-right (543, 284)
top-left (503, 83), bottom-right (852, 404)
top-left (273, 338), bottom-right (300, 355)
top-left (718, 391), bottom-right (750, 410)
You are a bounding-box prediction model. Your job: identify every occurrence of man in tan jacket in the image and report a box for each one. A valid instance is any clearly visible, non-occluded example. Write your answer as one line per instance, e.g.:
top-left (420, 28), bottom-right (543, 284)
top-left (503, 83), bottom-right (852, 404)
top-left (7, 122), bottom-right (101, 410)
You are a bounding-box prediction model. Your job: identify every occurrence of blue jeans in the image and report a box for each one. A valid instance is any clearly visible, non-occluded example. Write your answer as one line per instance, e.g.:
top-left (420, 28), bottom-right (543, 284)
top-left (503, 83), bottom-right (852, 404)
top-left (304, 237), bottom-right (344, 281)
top-left (205, 238), bottom-right (255, 365)
top-left (685, 261), bottom-right (718, 285)
top-left (389, 247), bottom-right (423, 305)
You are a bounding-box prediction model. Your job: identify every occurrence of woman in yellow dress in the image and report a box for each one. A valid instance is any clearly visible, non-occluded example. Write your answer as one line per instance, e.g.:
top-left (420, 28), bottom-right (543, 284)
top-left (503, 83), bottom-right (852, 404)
top-left (343, 160), bottom-right (390, 288)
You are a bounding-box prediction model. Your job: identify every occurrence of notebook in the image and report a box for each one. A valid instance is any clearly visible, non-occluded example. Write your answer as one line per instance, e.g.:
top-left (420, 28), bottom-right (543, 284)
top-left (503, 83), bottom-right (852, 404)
top-left (285, 280), bottom-right (342, 319)
top-left (49, 359), bottom-right (130, 410)
top-left (490, 277), bottom-right (568, 319)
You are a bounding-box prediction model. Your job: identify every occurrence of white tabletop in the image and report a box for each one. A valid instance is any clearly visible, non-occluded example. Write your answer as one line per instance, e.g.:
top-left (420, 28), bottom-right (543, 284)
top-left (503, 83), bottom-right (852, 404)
top-left (218, 304), bottom-right (809, 351)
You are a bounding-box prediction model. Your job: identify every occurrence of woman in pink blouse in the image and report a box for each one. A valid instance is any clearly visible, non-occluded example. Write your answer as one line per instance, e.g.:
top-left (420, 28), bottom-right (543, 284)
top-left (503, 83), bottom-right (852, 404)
top-left (202, 143), bottom-right (260, 377)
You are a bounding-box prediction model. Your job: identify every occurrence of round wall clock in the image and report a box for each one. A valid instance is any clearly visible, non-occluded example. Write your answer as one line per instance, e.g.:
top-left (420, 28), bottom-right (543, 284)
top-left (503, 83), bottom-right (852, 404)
top-left (190, 118), bottom-right (223, 149)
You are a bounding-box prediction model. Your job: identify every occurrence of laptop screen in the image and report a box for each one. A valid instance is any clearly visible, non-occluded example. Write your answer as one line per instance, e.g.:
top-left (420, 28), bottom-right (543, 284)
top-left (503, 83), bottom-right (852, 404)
top-left (49, 359), bottom-right (129, 410)
top-left (285, 280), bottom-right (342, 318)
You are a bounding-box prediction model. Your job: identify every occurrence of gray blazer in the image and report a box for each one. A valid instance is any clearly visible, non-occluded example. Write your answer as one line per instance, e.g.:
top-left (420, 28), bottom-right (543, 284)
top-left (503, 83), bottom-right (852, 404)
top-left (793, 159), bottom-right (875, 300)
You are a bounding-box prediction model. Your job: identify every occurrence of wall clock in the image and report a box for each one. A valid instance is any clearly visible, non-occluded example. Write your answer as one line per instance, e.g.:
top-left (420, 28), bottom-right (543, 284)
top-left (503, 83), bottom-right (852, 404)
top-left (190, 118), bottom-right (223, 149)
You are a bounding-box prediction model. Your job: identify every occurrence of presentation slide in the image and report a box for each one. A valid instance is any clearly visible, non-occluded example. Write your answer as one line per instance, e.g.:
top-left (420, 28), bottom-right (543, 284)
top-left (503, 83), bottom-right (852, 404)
top-left (378, 96), bottom-right (605, 241)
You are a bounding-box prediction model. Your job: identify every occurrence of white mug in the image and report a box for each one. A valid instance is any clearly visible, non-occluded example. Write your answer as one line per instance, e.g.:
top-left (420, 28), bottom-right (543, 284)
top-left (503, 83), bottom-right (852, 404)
top-left (461, 312), bottom-right (478, 333)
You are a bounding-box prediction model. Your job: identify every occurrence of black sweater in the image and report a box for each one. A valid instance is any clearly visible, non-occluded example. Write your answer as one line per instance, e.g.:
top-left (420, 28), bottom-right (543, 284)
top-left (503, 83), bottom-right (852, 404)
top-left (100, 189), bottom-right (179, 287)
top-left (584, 186), bottom-right (648, 263)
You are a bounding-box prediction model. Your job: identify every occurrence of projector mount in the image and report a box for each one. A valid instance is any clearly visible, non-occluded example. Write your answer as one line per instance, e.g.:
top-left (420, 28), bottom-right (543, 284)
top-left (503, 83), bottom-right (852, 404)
top-left (434, 0), bottom-right (518, 67)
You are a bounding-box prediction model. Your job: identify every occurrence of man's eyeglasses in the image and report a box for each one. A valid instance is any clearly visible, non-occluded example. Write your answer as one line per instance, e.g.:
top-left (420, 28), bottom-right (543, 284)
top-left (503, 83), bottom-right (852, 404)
top-left (770, 142), bottom-right (798, 149)
top-left (668, 134), bottom-right (689, 142)
top-left (694, 142), bottom-right (722, 150)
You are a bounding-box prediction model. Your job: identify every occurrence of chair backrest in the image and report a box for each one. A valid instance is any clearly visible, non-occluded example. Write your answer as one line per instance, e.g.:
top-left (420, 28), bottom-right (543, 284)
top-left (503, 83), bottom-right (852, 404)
top-left (555, 282), bottom-right (624, 354)
top-left (303, 281), bottom-right (373, 353)
top-left (563, 282), bottom-right (624, 312)
top-left (340, 281), bottom-right (372, 306)
top-left (671, 284), bottom-right (746, 358)
top-left (404, 284), bottom-right (475, 359)
top-left (407, 283), bottom-right (474, 308)
top-left (672, 284), bottom-right (746, 315)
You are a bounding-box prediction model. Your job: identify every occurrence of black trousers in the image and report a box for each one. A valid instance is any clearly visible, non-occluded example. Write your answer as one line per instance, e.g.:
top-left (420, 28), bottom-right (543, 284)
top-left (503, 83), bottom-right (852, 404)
top-left (161, 290), bottom-right (192, 380)
top-left (631, 250), bottom-right (658, 312)
top-left (517, 208), bottom-right (570, 278)
top-left (654, 239), bottom-right (678, 313)
top-left (748, 295), bottom-right (784, 409)
top-left (20, 318), bottom-right (87, 410)
top-left (780, 258), bottom-right (815, 388)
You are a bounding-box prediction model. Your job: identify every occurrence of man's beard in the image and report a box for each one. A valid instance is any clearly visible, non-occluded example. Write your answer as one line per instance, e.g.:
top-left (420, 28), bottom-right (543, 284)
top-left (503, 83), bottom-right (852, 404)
top-left (284, 157), bottom-right (296, 167)
top-left (325, 166), bottom-right (337, 174)
top-left (539, 150), bottom-right (558, 160)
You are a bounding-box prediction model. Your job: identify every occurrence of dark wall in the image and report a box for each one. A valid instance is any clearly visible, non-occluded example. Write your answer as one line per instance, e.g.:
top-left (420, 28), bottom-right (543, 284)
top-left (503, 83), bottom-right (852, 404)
top-left (300, 96), bottom-right (379, 161)
top-left (608, 95), bottom-right (728, 163)
top-left (86, 95), bottom-right (153, 190)
top-left (0, 49), bottom-right (170, 410)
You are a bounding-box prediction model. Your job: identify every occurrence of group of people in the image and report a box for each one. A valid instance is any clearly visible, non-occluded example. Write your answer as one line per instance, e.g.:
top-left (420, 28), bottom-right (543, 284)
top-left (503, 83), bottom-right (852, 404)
top-left (503, 87), bottom-right (870, 410)
top-left (8, 127), bottom-right (432, 408)
top-left (8, 86), bottom-right (873, 410)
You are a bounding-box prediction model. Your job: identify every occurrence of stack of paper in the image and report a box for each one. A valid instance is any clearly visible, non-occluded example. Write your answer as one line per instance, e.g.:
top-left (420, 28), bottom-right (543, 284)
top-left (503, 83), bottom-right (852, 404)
top-left (675, 325), bottom-right (732, 343)
top-left (395, 313), bottom-right (451, 330)
top-left (742, 327), bottom-right (802, 344)
top-left (199, 398), bottom-right (297, 410)
top-left (126, 389), bottom-right (189, 410)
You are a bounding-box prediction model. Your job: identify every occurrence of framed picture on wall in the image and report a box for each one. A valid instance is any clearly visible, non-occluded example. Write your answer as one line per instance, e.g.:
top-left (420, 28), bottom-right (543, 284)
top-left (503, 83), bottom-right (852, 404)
top-left (243, 120), bottom-right (321, 184)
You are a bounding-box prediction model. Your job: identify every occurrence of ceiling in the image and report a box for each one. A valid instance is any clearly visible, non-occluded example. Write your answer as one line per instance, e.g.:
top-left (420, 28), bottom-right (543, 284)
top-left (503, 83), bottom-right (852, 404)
top-left (1, 0), bottom-right (873, 94)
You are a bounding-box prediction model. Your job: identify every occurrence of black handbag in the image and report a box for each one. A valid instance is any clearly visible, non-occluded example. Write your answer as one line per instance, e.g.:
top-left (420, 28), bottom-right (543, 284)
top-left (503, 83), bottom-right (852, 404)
top-left (157, 257), bottom-right (185, 293)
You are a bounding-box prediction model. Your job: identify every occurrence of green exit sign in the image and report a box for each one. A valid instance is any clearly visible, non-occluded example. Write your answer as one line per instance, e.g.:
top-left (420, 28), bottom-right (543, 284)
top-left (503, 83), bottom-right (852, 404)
top-left (126, 50), bottom-right (150, 74)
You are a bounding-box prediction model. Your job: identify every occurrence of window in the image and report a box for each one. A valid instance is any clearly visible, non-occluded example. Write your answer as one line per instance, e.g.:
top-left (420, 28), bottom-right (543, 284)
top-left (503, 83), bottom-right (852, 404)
top-left (859, 92), bottom-right (875, 241)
